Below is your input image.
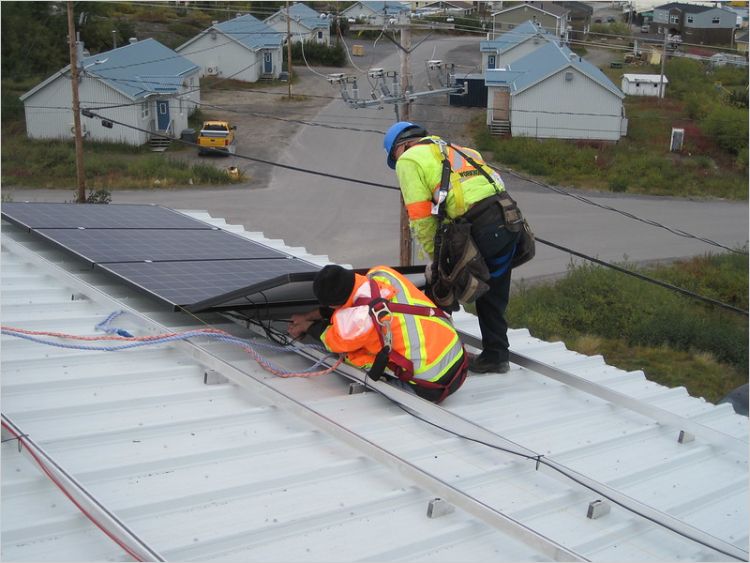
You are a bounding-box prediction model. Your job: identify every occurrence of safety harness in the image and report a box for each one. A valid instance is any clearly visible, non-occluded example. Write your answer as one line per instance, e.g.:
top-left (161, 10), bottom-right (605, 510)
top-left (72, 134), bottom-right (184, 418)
top-left (353, 279), bottom-right (467, 403)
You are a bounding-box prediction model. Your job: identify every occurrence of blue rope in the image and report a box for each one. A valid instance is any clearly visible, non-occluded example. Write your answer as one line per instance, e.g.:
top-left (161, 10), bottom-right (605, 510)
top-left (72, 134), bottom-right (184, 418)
top-left (3, 313), bottom-right (338, 376)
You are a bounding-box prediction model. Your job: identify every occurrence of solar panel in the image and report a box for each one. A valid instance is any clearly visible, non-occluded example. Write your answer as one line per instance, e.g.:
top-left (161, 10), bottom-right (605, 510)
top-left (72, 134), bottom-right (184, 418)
top-left (1, 202), bottom-right (211, 230)
top-left (1, 202), bottom-right (322, 313)
top-left (36, 228), bottom-right (284, 265)
top-left (100, 258), bottom-right (317, 310)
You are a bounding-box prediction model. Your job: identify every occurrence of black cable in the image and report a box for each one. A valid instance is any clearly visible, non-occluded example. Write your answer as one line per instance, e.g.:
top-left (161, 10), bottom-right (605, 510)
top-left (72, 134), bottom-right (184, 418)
top-left (81, 110), bottom-right (747, 317)
top-left (536, 236), bottom-right (749, 316)
top-left (494, 166), bottom-right (749, 256)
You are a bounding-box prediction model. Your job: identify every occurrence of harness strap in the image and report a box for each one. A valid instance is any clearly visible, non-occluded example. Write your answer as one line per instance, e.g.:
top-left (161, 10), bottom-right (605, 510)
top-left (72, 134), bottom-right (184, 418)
top-left (355, 279), bottom-right (453, 388)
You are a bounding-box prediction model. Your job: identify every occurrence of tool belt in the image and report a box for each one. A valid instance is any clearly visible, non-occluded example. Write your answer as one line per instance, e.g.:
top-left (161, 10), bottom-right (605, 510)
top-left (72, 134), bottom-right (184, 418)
top-left (463, 192), bottom-right (535, 270)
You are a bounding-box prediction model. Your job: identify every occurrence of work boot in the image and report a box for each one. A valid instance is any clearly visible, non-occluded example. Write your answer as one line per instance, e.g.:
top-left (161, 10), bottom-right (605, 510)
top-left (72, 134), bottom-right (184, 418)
top-left (469, 355), bottom-right (510, 374)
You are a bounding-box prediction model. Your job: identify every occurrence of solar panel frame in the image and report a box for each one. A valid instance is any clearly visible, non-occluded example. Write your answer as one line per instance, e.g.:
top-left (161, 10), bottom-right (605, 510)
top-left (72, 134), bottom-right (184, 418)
top-left (98, 258), bottom-right (320, 311)
top-left (1, 202), bottom-right (214, 230)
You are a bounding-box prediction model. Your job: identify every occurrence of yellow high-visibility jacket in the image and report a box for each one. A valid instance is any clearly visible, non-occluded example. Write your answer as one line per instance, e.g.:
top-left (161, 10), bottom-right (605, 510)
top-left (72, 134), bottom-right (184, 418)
top-left (395, 136), bottom-right (506, 256)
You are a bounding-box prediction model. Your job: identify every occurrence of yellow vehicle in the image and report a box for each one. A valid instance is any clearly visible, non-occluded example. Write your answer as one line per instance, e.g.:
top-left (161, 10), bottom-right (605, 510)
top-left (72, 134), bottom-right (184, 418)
top-left (197, 120), bottom-right (237, 155)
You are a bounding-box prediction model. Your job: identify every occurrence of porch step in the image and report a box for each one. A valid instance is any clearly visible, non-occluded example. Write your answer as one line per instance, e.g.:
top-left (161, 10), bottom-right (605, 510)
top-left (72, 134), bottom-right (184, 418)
top-left (489, 120), bottom-right (510, 136)
top-left (150, 136), bottom-right (171, 152)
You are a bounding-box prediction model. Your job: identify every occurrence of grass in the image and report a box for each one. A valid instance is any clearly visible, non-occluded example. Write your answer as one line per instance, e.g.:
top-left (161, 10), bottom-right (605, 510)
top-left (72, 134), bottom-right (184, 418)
top-left (506, 252), bottom-right (749, 403)
top-left (1, 136), bottom-right (242, 189)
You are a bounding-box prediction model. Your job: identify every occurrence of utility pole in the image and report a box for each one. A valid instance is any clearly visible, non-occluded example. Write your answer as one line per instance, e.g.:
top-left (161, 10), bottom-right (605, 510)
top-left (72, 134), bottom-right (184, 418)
top-left (286, 0), bottom-right (293, 99)
top-left (659, 27), bottom-right (668, 101)
top-left (67, 1), bottom-right (86, 203)
top-left (398, 18), bottom-right (412, 266)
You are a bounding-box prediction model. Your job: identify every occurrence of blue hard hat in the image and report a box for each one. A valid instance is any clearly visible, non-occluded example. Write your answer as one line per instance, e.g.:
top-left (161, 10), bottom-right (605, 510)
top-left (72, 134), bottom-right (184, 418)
top-left (383, 121), bottom-right (427, 169)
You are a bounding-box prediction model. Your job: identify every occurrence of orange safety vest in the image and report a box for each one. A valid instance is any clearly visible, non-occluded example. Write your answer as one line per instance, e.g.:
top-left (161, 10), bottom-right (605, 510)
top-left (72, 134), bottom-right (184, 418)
top-left (320, 266), bottom-right (465, 385)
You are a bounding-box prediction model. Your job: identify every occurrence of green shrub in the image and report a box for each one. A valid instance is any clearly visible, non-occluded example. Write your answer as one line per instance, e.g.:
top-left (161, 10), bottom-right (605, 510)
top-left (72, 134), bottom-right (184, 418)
top-left (700, 105), bottom-right (749, 155)
top-left (291, 40), bottom-right (345, 66)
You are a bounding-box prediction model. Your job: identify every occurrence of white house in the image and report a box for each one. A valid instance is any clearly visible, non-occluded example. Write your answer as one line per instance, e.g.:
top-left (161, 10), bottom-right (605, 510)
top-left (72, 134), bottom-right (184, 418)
top-left (265, 3), bottom-right (331, 46)
top-left (19, 38), bottom-right (200, 146)
top-left (176, 14), bottom-right (284, 82)
top-left (480, 19), bottom-right (558, 71)
top-left (340, 1), bottom-right (410, 26)
top-left (621, 73), bottom-right (669, 97)
top-left (485, 42), bottom-right (626, 140)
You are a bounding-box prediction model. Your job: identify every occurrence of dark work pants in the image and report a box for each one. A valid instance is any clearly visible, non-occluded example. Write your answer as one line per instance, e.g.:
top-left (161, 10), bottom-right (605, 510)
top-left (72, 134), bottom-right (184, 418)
top-left (471, 221), bottom-right (520, 363)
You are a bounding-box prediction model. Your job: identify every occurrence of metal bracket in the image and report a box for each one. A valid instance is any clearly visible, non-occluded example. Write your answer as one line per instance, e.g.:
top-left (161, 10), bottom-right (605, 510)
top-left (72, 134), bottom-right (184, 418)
top-left (348, 382), bottom-right (368, 395)
top-left (427, 497), bottom-right (455, 518)
top-left (204, 370), bottom-right (228, 385)
top-left (678, 430), bottom-right (695, 444)
top-left (587, 499), bottom-right (611, 519)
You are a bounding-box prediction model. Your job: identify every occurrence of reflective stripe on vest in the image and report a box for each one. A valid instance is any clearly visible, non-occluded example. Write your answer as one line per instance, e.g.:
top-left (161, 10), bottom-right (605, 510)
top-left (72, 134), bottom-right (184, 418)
top-left (368, 267), bottom-right (463, 383)
top-left (425, 138), bottom-right (504, 217)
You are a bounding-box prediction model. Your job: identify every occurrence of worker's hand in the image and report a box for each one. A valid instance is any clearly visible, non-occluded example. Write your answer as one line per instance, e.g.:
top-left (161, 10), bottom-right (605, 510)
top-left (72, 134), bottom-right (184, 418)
top-left (288, 316), bottom-right (314, 339)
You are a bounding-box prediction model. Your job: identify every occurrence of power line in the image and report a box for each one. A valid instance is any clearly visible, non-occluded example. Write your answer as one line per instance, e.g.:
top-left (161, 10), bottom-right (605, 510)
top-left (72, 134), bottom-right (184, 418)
top-left (80, 109), bottom-right (747, 316)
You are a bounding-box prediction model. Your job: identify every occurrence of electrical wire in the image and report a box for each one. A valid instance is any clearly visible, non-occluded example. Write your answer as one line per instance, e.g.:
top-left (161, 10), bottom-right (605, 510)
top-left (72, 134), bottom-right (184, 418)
top-left (76, 109), bottom-right (748, 317)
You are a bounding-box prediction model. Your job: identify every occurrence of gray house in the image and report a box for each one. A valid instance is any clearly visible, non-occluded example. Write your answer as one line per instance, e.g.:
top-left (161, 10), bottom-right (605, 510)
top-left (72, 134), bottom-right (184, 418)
top-left (19, 38), bottom-right (200, 147)
top-left (176, 14), bottom-right (284, 82)
top-left (484, 41), bottom-right (626, 140)
top-left (649, 2), bottom-right (737, 45)
top-left (491, 2), bottom-right (569, 39)
top-left (340, 1), bottom-right (410, 25)
top-left (480, 20), bottom-right (558, 71)
top-left (265, 2), bottom-right (331, 46)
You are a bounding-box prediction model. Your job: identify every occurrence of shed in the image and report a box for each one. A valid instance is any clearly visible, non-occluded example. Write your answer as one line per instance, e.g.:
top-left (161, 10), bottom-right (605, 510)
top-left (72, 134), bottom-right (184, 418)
top-left (621, 73), bottom-right (669, 97)
top-left (485, 42), bottom-right (627, 140)
top-left (449, 73), bottom-right (487, 107)
top-left (19, 39), bottom-right (200, 146)
top-left (480, 20), bottom-right (558, 71)
top-left (176, 14), bottom-right (284, 82)
top-left (265, 2), bottom-right (331, 46)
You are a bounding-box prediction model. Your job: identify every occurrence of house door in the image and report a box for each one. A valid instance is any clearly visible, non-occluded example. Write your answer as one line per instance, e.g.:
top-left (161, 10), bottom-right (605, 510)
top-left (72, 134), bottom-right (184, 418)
top-left (488, 55), bottom-right (496, 69)
top-left (156, 99), bottom-right (170, 131)
top-left (263, 52), bottom-right (273, 74)
top-left (493, 90), bottom-right (510, 120)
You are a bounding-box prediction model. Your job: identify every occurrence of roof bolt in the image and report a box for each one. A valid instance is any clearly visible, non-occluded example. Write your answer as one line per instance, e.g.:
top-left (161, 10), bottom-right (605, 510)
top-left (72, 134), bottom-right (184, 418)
top-left (348, 382), bottom-right (368, 395)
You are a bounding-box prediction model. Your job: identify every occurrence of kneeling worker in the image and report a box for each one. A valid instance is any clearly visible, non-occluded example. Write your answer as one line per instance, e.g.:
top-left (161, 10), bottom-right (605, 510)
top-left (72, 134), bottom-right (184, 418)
top-left (288, 264), bottom-right (468, 403)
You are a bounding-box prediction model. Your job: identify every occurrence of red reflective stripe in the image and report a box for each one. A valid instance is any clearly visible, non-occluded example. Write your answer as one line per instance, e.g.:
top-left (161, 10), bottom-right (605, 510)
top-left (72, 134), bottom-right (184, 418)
top-left (406, 201), bottom-right (432, 220)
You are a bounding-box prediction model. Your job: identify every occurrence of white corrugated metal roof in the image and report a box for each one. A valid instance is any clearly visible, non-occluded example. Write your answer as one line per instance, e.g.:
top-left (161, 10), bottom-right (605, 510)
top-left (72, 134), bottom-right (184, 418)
top-left (2, 209), bottom-right (747, 562)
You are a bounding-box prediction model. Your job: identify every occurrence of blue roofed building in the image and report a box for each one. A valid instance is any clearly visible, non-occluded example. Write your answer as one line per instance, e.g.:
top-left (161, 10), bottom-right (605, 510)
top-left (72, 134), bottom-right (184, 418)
top-left (176, 14), bottom-right (284, 83)
top-left (19, 38), bottom-right (200, 147)
top-left (480, 20), bottom-right (558, 71)
top-left (484, 41), bottom-right (626, 140)
top-left (265, 3), bottom-right (331, 46)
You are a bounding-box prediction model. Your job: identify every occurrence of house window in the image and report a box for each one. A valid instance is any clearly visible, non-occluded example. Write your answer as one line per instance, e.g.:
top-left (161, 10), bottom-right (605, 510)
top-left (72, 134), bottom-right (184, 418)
top-left (141, 102), bottom-right (149, 119)
top-left (317, 30), bottom-right (323, 40)
top-left (687, 15), bottom-right (694, 23)
top-left (488, 55), bottom-right (496, 69)
top-left (712, 16), bottom-right (720, 24)
top-left (669, 15), bottom-right (679, 24)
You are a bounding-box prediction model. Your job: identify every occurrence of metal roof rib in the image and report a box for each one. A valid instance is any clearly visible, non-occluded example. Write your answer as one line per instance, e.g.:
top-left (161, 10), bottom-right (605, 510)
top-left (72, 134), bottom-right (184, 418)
top-left (2, 210), bottom-right (747, 562)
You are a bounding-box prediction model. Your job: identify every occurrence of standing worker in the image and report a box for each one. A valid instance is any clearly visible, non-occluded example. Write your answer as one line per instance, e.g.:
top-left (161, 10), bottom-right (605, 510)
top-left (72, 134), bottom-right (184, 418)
top-left (384, 121), bottom-right (527, 374)
top-left (288, 264), bottom-right (468, 403)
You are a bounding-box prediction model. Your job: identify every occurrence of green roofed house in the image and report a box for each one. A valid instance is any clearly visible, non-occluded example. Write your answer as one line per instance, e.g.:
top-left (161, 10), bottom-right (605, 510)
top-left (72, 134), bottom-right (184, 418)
top-left (484, 41), bottom-right (626, 140)
top-left (265, 2), bottom-right (332, 46)
top-left (19, 38), bottom-right (200, 148)
top-left (176, 14), bottom-right (284, 82)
